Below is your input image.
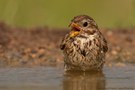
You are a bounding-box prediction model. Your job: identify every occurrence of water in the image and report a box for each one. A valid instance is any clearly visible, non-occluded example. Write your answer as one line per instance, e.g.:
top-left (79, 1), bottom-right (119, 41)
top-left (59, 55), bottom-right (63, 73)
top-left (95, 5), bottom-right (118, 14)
top-left (0, 65), bottom-right (134, 90)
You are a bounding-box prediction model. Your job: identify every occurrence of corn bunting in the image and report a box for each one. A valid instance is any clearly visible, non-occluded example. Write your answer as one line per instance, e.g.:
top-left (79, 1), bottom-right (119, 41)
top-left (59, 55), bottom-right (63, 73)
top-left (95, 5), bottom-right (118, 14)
top-left (60, 15), bottom-right (108, 71)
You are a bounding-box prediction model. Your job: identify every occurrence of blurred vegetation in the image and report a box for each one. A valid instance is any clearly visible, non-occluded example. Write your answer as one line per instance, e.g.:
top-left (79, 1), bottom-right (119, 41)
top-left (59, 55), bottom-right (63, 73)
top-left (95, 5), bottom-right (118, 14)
top-left (0, 0), bottom-right (135, 28)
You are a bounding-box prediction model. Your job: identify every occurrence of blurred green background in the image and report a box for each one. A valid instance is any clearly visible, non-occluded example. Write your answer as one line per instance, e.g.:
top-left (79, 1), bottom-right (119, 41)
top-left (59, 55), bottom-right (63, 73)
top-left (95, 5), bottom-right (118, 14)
top-left (0, 0), bottom-right (135, 28)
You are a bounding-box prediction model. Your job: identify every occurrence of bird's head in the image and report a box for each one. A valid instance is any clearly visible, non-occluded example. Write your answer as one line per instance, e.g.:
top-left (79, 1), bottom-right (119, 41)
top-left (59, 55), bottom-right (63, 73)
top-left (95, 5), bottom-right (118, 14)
top-left (69, 15), bottom-right (98, 38)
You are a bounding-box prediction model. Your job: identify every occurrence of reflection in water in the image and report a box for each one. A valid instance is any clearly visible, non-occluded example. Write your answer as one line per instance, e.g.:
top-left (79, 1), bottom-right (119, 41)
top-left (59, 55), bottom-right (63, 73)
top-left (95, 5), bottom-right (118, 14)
top-left (63, 71), bottom-right (105, 90)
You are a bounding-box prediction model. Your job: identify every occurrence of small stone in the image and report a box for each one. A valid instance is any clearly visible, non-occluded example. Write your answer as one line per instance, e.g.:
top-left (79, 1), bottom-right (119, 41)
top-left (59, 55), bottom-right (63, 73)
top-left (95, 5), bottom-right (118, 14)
top-left (115, 62), bottom-right (126, 67)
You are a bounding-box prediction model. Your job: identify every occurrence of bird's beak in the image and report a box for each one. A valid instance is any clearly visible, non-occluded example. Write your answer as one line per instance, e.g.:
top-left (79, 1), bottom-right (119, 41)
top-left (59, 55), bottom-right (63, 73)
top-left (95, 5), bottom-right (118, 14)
top-left (69, 22), bottom-right (81, 31)
top-left (69, 22), bottom-right (82, 37)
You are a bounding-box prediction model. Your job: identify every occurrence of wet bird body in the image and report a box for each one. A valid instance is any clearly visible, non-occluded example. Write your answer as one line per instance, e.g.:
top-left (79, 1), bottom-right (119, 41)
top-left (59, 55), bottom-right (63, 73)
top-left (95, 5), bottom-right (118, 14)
top-left (60, 15), bottom-right (108, 71)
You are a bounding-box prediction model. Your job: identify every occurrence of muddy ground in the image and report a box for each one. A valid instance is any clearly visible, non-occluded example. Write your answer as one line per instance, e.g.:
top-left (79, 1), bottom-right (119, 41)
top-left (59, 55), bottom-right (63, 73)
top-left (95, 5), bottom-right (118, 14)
top-left (0, 22), bottom-right (135, 67)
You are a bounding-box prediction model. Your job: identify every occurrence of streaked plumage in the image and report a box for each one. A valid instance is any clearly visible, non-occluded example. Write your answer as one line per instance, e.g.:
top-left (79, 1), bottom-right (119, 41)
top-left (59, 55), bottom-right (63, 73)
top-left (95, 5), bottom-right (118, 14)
top-left (60, 15), bottom-right (108, 71)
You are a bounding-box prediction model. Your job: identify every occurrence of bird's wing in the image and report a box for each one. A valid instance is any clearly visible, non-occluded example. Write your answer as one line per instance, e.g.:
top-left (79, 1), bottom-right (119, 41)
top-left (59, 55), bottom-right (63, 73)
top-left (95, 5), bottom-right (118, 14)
top-left (60, 34), bottom-right (69, 50)
top-left (100, 32), bottom-right (108, 53)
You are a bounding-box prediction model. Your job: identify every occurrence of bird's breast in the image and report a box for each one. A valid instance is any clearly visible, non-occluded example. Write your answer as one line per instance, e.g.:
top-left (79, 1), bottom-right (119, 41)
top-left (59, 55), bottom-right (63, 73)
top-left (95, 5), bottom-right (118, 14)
top-left (73, 34), bottom-right (95, 50)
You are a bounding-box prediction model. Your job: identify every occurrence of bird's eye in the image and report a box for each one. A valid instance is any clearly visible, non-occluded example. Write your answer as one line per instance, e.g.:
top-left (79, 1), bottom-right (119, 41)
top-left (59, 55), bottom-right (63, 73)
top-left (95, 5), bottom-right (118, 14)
top-left (83, 22), bottom-right (88, 27)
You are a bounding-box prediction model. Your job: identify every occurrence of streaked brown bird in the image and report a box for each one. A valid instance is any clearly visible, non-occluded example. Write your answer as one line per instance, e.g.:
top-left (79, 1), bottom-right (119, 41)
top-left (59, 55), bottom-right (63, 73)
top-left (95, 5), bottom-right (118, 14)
top-left (60, 15), bottom-right (108, 71)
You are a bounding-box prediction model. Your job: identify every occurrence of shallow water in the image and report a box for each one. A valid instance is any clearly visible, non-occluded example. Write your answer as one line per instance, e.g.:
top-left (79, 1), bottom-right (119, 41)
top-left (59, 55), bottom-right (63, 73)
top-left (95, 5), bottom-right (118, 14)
top-left (0, 65), bottom-right (134, 90)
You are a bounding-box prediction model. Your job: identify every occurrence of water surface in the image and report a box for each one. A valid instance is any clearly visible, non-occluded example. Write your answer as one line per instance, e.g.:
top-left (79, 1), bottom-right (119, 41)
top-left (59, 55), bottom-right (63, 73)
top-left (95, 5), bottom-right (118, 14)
top-left (0, 65), bottom-right (134, 90)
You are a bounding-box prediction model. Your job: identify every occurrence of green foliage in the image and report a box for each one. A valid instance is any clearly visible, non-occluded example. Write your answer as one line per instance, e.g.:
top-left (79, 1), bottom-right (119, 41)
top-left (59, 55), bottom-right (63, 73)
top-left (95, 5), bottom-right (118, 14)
top-left (0, 0), bottom-right (135, 28)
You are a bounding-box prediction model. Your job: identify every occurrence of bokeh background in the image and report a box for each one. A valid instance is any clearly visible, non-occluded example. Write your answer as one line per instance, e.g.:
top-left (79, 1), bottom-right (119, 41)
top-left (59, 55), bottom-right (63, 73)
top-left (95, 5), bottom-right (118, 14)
top-left (0, 1), bottom-right (135, 89)
top-left (0, 0), bottom-right (135, 28)
top-left (0, 0), bottom-right (135, 66)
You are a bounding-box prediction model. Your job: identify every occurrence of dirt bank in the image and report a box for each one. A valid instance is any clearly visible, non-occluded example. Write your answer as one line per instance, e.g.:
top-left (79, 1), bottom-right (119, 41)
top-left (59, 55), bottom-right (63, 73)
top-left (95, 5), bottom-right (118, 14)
top-left (0, 22), bottom-right (135, 67)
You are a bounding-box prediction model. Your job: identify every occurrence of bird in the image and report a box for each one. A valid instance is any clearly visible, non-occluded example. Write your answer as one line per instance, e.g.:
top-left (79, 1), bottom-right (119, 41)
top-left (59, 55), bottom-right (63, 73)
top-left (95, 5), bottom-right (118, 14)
top-left (60, 15), bottom-right (108, 71)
